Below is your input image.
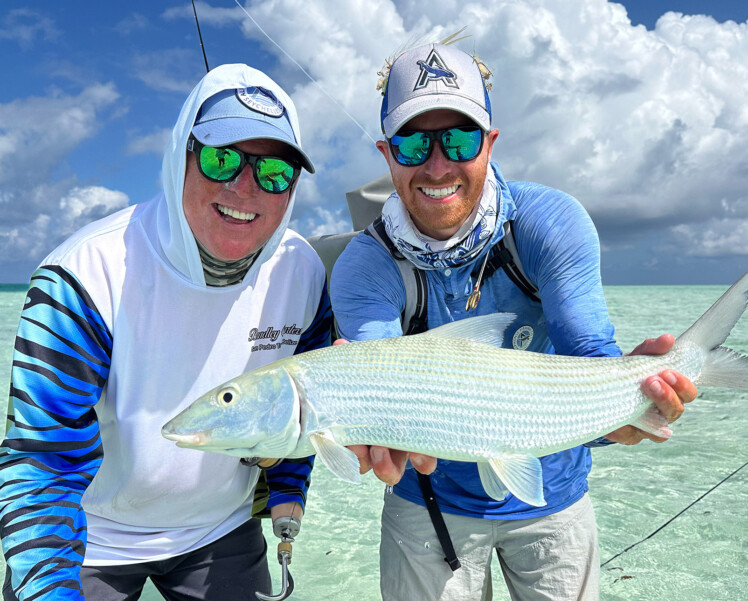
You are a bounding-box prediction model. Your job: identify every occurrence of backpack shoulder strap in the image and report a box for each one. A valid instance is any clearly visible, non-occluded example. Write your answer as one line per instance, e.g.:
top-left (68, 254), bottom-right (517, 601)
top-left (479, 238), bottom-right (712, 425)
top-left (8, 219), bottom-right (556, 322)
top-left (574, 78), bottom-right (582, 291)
top-left (482, 220), bottom-right (540, 303)
top-left (365, 217), bottom-right (429, 335)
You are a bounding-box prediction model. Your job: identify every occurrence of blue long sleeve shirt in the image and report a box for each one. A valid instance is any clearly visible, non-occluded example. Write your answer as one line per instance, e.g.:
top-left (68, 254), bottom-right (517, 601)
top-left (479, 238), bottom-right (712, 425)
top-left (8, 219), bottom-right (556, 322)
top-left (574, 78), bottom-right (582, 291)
top-left (331, 162), bottom-right (620, 520)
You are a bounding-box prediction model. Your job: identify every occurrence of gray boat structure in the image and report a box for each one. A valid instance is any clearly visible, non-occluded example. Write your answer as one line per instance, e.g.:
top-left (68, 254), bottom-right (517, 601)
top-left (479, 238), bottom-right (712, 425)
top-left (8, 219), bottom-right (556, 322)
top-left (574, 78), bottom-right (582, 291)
top-left (307, 175), bottom-right (394, 280)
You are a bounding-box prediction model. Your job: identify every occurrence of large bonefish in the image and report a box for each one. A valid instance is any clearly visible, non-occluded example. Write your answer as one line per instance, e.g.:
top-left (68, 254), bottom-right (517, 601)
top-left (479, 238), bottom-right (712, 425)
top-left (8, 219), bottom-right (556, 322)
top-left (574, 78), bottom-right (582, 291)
top-left (162, 272), bottom-right (748, 507)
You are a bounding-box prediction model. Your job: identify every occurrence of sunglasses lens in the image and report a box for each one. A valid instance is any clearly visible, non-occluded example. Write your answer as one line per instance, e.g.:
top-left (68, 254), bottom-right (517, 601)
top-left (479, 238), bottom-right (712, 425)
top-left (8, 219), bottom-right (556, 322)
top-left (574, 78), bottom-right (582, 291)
top-left (390, 132), bottom-right (431, 166)
top-left (441, 127), bottom-right (483, 161)
top-left (199, 147), bottom-right (242, 181)
top-left (255, 158), bottom-right (296, 193)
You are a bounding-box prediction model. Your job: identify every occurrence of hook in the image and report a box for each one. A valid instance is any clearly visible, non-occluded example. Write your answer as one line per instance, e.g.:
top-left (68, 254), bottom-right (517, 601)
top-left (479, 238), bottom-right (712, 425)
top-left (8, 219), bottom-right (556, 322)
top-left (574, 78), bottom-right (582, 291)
top-left (255, 541), bottom-right (295, 601)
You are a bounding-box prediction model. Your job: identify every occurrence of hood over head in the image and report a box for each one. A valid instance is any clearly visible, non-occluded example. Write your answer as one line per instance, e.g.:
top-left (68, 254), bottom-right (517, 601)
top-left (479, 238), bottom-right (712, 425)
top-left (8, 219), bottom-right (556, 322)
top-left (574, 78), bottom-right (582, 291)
top-left (160, 63), bottom-right (312, 286)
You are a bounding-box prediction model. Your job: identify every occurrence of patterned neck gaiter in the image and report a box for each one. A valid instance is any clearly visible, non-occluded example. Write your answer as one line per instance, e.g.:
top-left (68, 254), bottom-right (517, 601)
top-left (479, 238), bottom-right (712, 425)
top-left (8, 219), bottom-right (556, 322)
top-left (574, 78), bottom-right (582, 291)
top-left (195, 237), bottom-right (261, 287)
top-left (381, 167), bottom-right (499, 270)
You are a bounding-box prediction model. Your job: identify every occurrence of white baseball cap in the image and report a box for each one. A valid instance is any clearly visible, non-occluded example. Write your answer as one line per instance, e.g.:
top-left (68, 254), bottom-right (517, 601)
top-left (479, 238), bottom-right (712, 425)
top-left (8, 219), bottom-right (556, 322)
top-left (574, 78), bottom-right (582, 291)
top-left (380, 43), bottom-right (492, 138)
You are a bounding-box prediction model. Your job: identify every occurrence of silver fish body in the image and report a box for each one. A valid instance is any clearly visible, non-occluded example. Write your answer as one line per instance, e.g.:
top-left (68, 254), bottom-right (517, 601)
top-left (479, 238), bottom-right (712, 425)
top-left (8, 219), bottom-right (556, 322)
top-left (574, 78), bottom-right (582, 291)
top-left (283, 336), bottom-right (701, 459)
top-left (163, 273), bottom-right (748, 506)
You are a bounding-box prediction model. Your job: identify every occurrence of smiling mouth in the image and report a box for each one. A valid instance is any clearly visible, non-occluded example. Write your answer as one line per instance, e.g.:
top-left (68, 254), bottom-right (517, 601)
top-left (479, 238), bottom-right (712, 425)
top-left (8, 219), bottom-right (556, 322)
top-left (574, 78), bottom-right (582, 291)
top-left (419, 184), bottom-right (460, 199)
top-left (216, 204), bottom-right (257, 223)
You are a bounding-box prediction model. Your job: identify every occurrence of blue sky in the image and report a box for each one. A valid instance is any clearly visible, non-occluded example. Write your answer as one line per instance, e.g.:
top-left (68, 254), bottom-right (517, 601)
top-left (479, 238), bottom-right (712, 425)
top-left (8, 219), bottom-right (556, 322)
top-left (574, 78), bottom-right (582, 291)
top-left (1, 1), bottom-right (747, 284)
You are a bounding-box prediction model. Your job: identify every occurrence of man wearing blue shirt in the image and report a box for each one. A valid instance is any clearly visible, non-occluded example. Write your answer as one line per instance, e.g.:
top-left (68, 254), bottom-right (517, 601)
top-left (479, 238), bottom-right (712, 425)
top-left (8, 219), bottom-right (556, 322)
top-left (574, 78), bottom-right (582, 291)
top-left (330, 43), bottom-right (696, 601)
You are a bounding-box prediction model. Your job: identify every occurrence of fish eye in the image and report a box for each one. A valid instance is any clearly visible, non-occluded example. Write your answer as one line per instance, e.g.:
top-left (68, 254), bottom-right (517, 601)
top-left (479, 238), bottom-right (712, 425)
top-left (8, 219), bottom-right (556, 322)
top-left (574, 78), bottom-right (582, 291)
top-left (216, 385), bottom-right (240, 407)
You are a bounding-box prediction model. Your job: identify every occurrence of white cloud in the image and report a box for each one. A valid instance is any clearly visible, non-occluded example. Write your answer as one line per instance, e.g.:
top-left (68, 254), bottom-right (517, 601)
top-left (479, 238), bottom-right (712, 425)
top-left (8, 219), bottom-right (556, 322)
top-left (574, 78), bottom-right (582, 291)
top-left (0, 8), bottom-right (59, 47)
top-left (0, 184), bottom-right (129, 263)
top-left (115, 12), bottom-right (150, 35)
top-left (226, 0), bottom-right (748, 260)
top-left (671, 219), bottom-right (748, 257)
top-left (290, 206), bottom-right (351, 238)
top-left (162, 2), bottom-right (244, 26)
top-left (0, 85), bottom-right (129, 268)
top-left (132, 49), bottom-right (204, 93)
top-left (6, 0), bottom-right (747, 281)
top-left (59, 186), bottom-right (128, 219)
top-left (127, 128), bottom-right (173, 155)
top-left (0, 83), bottom-right (120, 187)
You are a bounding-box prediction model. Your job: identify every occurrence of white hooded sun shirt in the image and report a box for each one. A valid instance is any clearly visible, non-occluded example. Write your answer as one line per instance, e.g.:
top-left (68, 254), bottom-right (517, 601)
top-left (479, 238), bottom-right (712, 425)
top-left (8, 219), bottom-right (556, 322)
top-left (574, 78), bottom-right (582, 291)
top-left (0, 62), bottom-right (329, 595)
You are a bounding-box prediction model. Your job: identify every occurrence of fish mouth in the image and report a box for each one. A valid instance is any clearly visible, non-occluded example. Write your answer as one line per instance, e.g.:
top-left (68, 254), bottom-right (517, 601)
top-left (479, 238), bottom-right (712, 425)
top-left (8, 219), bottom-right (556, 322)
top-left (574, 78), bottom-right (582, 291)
top-left (161, 429), bottom-right (211, 447)
top-left (161, 427), bottom-right (256, 456)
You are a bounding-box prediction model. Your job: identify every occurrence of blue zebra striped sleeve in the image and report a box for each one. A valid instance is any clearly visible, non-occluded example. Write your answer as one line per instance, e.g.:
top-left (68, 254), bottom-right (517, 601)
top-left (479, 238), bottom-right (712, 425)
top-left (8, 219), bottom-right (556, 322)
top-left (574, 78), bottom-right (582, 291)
top-left (0, 266), bottom-right (112, 601)
top-left (293, 282), bottom-right (332, 356)
top-left (265, 283), bottom-right (331, 510)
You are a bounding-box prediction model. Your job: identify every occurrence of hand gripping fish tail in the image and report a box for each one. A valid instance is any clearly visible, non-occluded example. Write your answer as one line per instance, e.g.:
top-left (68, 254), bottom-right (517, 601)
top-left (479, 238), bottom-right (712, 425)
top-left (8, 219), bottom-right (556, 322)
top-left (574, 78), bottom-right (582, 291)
top-left (162, 272), bottom-right (748, 510)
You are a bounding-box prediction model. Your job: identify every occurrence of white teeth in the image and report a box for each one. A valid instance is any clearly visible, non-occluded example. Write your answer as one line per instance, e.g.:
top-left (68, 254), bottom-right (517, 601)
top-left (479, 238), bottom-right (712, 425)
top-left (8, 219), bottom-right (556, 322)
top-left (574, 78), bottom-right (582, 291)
top-left (420, 185), bottom-right (459, 199)
top-left (217, 204), bottom-right (257, 222)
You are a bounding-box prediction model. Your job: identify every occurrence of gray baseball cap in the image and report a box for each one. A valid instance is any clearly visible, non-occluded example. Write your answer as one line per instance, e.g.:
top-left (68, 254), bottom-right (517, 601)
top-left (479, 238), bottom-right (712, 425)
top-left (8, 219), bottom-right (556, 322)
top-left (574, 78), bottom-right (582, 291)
top-left (192, 87), bottom-right (314, 173)
top-left (380, 43), bottom-right (492, 138)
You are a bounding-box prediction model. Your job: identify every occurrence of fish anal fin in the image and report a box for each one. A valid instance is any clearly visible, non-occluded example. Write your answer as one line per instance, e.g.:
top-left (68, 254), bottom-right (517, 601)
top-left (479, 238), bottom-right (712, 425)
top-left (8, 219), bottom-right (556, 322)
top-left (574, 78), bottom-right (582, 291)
top-left (477, 462), bottom-right (509, 501)
top-left (486, 454), bottom-right (546, 507)
top-left (631, 405), bottom-right (672, 439)
top-left (309, 430), bottom-right (361, 484)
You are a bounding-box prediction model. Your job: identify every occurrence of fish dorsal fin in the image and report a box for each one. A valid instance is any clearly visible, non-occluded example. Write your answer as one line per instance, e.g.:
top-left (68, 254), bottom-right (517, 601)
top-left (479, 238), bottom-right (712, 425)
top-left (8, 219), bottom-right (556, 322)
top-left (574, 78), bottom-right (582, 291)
top-left (420, 313), bottom-right (517, 347)
top-left (309, 430), bottom-right (361, 484)
top-left (481, 454), bottom-right (546, 507)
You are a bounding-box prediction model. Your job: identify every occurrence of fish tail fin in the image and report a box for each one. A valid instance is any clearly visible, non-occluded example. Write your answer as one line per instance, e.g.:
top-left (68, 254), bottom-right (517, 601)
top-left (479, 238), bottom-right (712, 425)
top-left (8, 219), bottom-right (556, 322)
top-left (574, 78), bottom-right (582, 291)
top-left (699, 347), bottom-right (748, 389)
top-left (676, 272), bottom-right (748, 389)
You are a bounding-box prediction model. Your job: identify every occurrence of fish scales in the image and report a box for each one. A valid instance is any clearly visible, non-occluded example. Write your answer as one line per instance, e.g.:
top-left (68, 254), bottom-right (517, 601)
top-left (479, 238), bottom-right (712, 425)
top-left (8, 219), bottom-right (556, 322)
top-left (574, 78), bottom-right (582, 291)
top-left (283, 336), bottom-right (701, 458)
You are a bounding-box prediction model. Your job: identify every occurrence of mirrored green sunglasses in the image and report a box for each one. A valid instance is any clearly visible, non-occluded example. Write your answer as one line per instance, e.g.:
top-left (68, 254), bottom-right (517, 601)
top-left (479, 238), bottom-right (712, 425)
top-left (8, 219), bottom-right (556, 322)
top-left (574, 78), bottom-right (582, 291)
top-left (389, 126), bottom-right (485, 166)
top-left (187, 137), bottom-right (300, 194)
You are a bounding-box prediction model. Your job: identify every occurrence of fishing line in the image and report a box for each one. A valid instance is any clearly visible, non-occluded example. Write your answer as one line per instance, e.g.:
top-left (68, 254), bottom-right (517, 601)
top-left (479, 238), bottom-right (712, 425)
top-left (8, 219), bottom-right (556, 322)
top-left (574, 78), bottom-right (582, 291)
top-left (232, 0), bottom-right (378, 144)
top-left (600, 459), bottom-right (748, 568)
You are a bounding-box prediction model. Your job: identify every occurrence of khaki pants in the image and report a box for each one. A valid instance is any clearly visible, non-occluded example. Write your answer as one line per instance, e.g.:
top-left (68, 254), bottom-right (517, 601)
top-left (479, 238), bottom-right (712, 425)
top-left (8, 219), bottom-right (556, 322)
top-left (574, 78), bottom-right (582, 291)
top-left (380, 493), bottom-right (599, 601)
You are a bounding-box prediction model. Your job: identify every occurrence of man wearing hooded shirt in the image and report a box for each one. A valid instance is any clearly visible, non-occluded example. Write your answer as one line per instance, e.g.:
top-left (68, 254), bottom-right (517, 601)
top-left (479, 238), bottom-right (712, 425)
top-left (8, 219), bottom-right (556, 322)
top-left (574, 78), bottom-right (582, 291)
top-left (330, 44), bottom-right (698, 600)
top-left (0, 64), bottom-right (330, 600)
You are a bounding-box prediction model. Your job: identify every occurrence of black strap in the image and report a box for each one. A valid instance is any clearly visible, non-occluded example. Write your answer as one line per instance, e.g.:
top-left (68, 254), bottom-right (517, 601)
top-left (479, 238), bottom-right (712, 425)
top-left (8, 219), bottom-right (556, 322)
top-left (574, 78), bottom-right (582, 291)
top-left (366, 217), bottom-right (429, 335)
top-left (406, 270), bottom-right (428, 334)
top-left (371, 217), bottom-right (401, 258)
top-left (416, 472), bottom-right (462, 571)
top-left (482, 229), bottom-right (540, 302)
top-left (483, 245), bottom-right (540, 302)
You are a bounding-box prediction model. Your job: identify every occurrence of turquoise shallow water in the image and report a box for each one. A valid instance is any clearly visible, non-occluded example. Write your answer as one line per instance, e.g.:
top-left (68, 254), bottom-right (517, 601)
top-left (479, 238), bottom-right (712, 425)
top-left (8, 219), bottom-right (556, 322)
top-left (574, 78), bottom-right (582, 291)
top-left (0, 284), bottom-right (745, 600)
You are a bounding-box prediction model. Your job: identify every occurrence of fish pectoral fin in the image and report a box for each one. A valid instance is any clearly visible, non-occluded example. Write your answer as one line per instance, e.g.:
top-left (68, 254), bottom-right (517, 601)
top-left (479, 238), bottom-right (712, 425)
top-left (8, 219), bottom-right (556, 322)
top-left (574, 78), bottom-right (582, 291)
top-left (477, 462), bottom-right (509, 501)
top-left (309, 430), bottom-right (361, 484)
top-left (631, 405), bottom-right (672, 439)
top-left (486, 454), bottom-right (546, 507)
top-left (420, 313), bottom-right (517, 347)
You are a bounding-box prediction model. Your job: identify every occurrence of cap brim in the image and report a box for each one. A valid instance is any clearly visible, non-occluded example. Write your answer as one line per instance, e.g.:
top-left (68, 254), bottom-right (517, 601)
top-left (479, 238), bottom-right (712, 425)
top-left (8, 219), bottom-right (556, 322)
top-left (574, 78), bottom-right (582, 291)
top-left (192, 118), bottom-right (315, 173)
top-left (383, 94), bottom-right (490, 138)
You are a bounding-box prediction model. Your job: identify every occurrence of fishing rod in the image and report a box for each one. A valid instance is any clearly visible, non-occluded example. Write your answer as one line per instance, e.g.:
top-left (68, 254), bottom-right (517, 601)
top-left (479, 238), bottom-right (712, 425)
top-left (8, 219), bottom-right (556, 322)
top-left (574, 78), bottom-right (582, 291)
top-left (192, 0), bottom-right (210, 73)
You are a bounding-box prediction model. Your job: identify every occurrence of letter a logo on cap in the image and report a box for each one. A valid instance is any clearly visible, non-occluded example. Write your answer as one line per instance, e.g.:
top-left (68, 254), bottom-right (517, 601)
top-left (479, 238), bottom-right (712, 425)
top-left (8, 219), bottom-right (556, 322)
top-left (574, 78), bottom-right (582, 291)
top-left (414, 49), bottom-right (459, 91)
